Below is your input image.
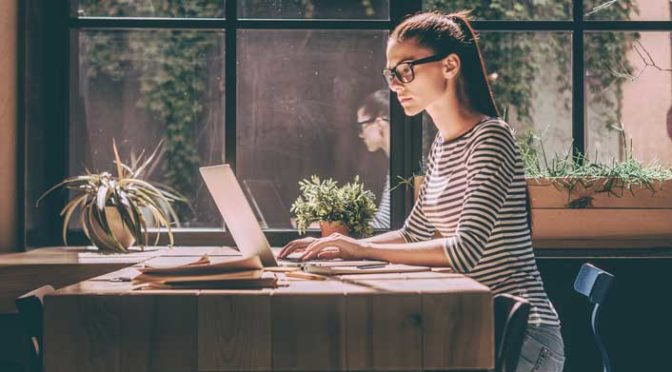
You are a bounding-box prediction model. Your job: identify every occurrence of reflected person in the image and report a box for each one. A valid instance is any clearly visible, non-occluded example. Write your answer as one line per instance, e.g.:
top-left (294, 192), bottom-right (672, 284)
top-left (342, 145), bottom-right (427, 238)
top-left (356, 89), bottom-right (390, 229)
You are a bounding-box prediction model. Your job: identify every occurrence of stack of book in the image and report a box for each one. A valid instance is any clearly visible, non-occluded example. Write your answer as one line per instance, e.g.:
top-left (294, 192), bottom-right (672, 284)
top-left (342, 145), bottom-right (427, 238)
top-left (133, 255), bottom-right (277, 289)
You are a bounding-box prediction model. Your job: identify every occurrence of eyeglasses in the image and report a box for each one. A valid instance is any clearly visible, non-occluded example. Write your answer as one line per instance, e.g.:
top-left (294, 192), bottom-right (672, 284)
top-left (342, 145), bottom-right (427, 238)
top-left (382, 53), bottom-right (448, 87)
top-left (356, 117), bottom-right (388, 134)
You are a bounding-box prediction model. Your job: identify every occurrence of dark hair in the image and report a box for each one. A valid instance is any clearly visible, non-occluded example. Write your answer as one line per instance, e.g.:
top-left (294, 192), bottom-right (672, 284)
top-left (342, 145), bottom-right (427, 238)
top-left (359, 89), bottom-right (390, 119)
top-left (390, 11), bottom-right (498, 118)
top-left (390, 11), bottom-right (534, 232)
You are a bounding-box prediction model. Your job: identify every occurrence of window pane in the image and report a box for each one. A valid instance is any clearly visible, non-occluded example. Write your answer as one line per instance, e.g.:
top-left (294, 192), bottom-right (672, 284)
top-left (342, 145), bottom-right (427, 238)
top-left (585, 0), bottom-right (667, 20)
top-left (239, 0), bottom-right (389, 20)
top-left (237, 30), bottom-right (390, 229)
top-left (585, 32), bottom-right (672, 167)
top-left (73, 0), bottom-right (225, 18)
top-left (70, 30), bottom-right (226, 228)
top-left (422, 32), bottom-right (574, 176)
top-left (423, 0), bottom-right (571, 20)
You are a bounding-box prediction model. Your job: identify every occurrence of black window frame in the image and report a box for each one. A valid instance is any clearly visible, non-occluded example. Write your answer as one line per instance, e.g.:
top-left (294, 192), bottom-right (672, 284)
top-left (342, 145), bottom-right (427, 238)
top-left (18, 0), bottom-right (672, 249)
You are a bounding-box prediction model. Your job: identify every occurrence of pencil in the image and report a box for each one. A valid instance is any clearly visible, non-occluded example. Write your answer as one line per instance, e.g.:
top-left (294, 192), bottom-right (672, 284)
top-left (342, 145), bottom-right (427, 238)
top-left (285, 271), bottom-right (327, 281)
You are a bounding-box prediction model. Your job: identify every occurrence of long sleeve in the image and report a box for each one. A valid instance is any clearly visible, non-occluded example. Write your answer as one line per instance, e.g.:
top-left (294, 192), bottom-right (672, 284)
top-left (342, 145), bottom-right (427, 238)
top-left (399, 137), bottom-right (439, 243)
top-left (443, 126), bottom-right (517, 273)
top-left (399, 175), bottom-right (434, 242)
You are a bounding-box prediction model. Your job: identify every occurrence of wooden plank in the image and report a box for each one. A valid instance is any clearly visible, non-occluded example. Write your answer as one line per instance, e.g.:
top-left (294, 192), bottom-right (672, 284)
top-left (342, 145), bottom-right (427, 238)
top-left (44, 295), bottom-right (122, 372)
top-left (43, 293), bottom-right (199, 372)
top-left (422, 292), bottom-right (494, 370)
top-left (271, 295), bottom-right (346, 371)
top-left (198, 293), bottom-right (271, 371)
top-left (532, 209), bottom-right (672, 239)
top-left (131, 294), bottom-right (198, 372)
top-left (345, 295), bottom-right (373, 371)
top-left (347, 277), bottom-right (489, 294)
top-left (371, 294), bottom-right (422, 371)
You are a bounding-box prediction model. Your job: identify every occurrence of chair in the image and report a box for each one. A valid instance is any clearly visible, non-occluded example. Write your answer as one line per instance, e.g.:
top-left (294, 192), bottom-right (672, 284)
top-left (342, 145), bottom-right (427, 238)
top-left (574, 263), bottom-right (614, 372)
top-left (494, 293), bottom-right (531, 372)
top-left (15, 285), bottom-right (55, 372)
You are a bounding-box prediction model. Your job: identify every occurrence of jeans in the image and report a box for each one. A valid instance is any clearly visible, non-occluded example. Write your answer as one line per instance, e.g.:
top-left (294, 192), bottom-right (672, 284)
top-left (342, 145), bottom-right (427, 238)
top-left (515, 324), bottom-right (566, 372)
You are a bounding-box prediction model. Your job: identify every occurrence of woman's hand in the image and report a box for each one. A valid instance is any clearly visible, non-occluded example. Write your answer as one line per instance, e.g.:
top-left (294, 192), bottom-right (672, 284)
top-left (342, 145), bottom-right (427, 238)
top-left (279, 233), bottom-right (368, 261)
top-left (278, 236), bottom-right (318, 258)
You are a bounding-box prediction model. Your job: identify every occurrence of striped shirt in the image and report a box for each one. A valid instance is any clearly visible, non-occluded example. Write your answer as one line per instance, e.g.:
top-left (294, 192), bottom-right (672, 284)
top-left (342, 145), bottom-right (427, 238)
top-left (372, 174), bottom-right (391, 229)
top-left (399, 117), bottom-right (560, 326)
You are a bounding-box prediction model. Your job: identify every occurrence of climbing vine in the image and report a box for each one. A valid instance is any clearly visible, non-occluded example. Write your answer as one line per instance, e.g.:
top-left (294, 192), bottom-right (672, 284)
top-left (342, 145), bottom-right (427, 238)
top-left (79, 0), bottom-right (221, 221)
top-left (424, 0), bottom-right (638, 134)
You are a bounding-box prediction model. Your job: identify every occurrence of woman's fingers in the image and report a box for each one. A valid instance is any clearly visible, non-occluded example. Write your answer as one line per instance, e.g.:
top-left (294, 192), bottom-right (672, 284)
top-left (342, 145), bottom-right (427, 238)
top-left (317, 248), bottom-right (341, 260)
top-left (279, 237), bottom-right (316, 258)
top-left (278, 241), bottom-right (296, 258)
top-left (299, 239), bottom-right (328, 261)
top-left (300, 237), bottom-right (342, 261)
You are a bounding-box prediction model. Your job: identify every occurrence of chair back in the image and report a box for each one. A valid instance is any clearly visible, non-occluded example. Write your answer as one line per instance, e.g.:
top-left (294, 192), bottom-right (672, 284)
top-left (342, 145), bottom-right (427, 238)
top-left (574, 263), bottom-right (613, 305)
top-left (15, 285), bottom-right (55, 371)
top-left (494, 293), bottom-right (531, 372)
top-left (574, 263), bottom-right (614, 372)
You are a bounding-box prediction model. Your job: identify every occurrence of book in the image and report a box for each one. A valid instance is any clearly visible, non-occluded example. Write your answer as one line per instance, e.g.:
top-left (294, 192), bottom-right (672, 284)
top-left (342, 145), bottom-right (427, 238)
top-left (139, 255), bottom-right (262, 275)
top-left (135, 270), bottom-right (278, 289)
top-left (142, 278), bottom-right (278, 290)
top-left (134, 255), bottom-right (277, 289)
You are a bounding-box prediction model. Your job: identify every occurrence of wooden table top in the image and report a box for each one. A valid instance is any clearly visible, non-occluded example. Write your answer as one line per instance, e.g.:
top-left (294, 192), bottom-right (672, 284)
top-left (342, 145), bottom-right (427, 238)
top-left (43, 254), bottom-right (494, 372)
top-left (50, 258), bottom-right (488, 296)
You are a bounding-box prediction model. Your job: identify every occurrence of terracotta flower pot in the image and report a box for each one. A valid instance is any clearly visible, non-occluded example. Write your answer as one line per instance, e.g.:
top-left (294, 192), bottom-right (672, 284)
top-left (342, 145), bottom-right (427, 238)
top-left (320, 221), bottom-right (349, 237)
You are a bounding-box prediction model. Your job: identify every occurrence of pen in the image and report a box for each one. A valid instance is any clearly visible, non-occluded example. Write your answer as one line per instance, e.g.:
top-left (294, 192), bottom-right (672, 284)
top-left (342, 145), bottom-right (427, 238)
top-left (356, 263), bottom-right (387, 269)
top-left (286, 271), bottom-right (327, 281)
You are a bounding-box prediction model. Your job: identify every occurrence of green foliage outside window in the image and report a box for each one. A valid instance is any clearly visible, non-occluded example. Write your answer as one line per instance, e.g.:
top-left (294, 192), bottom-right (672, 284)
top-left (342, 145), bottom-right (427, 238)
top-left (80, 0), bottom-right (640, 223)
top-left (81, 1), bottom-right (221, 222)
top-left (425, 0), bottom-right (638, 136)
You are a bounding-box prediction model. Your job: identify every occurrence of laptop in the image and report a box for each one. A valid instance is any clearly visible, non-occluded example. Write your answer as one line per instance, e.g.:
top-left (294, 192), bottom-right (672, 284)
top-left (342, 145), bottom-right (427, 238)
top-left (199, 164), bottom-right (387, 268)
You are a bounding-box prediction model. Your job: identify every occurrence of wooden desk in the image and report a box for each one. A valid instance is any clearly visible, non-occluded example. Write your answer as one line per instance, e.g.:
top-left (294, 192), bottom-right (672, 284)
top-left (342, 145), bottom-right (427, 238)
top-left (0, 246), bottom-right (240, 313)
top-left (43, 260), bottom-right (493, 372)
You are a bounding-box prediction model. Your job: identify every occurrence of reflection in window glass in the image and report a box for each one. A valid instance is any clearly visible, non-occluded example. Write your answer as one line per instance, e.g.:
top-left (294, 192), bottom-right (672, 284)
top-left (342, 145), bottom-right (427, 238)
top-left (423, 0), bottom-right (571, 20)
top-left (73, 0), bottom-right (225, 18)
top-left (422, 32), bottom-right (573, 174)
top-left (237, 30), bottom-right (389, 229)
top-left (239, 0), bottom-right (389, 20)
top-left (585, 0), bottom-right (668, 21)
top-left (70, 30), bottom-right (226, 228)
top-left (585, 32), bottom-right (672, 167)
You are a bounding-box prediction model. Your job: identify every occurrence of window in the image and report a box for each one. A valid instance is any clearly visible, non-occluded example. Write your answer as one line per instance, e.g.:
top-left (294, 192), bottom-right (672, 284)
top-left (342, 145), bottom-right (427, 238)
top-left (22, 1), bottom-right (672, 248)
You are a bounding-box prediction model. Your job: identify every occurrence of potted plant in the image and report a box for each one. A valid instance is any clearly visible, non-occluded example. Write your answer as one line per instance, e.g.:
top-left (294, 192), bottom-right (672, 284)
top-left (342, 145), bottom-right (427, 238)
top-left (37, 140), bottom-right (185, 253)
top-left (520, 134), bottom-right (672, 241)
top-left (290, 175), bottom-right (377, 238)
top-left (393, 158), bottom-right (429, 202)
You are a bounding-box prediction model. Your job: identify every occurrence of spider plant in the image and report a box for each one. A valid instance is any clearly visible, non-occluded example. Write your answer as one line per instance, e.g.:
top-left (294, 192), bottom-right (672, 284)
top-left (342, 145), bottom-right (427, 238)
top-left (37, 140), bottom-right (185, 253)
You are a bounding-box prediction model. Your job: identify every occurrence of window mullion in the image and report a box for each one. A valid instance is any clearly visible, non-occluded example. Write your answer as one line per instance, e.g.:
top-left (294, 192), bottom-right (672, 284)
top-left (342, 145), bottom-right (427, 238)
top-left (573, 0), bottom-right (586, 160)
top-left (389, 0), bottom-right (422, 229)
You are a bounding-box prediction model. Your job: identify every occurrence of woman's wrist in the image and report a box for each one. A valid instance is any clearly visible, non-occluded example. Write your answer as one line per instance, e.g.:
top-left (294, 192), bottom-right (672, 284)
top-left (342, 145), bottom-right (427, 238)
top-left (358, 240), bottom-right (377, 260)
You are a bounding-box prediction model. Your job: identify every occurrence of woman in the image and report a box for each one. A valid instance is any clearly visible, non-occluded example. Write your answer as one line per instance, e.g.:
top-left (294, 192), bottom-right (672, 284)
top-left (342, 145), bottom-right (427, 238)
top-left (356, 89), bottom-right (391, 229)
top-left (280, 11), bottom-right (565, 372)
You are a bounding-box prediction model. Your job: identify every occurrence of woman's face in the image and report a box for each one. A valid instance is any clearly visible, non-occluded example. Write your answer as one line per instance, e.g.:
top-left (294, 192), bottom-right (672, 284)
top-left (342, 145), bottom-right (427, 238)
top-left (356, 107), bottom-right (386, 152)
top-left (385, 38), bottom-right (451, 116)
